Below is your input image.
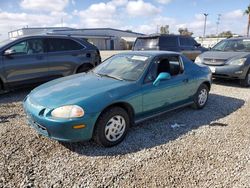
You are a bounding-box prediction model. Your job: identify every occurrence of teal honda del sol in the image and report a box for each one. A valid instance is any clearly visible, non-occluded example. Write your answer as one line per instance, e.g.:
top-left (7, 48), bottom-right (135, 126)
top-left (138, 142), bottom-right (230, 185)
top-left (23, 51), bottom-right (212, 147)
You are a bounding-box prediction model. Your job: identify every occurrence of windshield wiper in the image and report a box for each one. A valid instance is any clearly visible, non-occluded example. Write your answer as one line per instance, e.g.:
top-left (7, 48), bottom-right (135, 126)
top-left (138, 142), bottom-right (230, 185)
top-left (99, 74), bottom-right (124, 81)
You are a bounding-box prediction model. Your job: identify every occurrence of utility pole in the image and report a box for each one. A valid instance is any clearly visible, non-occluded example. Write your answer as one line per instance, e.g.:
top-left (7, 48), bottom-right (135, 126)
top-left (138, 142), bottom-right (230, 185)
top-left (156, 25), bottom-right (159, 34)
top-left (216, 14), bottom-right (221, 36)
top-left (203, 13), bottom-right (208, 38)
top-left (61, 17), bottom-right (64, 27)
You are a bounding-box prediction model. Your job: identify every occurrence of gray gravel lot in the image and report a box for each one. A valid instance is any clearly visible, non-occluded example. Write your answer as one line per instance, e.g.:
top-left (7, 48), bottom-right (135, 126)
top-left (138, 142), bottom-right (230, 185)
top-left (0, 79), bottom-right (249, 187)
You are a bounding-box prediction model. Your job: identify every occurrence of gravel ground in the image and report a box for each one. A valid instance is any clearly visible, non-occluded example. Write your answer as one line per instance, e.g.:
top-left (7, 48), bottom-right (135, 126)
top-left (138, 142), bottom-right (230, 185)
top-left (0, 79), bottom-right (249, 187)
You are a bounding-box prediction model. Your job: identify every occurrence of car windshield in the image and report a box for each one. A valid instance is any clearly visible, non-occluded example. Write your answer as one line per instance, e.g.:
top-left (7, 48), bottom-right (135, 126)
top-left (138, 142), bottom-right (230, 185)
top-left (133, 38), bottom-right (159, 50)
top-left (212, 39), bottom-right (250, 52)
top-left (0, 38), bottom-right (16, 48)
top-left (93, 54), bottom-right (151, 81)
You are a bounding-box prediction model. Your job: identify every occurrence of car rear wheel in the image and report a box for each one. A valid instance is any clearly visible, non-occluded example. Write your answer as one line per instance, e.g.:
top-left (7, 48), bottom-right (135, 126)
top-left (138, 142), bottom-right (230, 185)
top-left (240, 69), bottom-right (250, 87)
top-left (93, 107), bottom-right (130, 147)
top-left (192, 84), bottom-right (209, 109)
top-left (76, 64), bottom-right (93, 73)
top-left (0, 82), bottom-right (3, 94)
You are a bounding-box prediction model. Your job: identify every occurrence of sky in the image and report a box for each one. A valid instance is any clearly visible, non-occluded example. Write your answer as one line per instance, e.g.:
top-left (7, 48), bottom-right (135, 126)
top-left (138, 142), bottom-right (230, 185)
top-left (0, 0), bottom-right (249, 40)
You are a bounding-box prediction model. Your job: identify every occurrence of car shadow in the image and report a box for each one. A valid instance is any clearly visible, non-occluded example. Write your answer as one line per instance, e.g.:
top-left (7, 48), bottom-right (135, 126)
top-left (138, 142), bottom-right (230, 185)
top-left (212, 78), bottom-right (244, 88)
top-left (0, 88), bottom-right (31, 104)
top-left (61, 93), bottom-right (245, 156)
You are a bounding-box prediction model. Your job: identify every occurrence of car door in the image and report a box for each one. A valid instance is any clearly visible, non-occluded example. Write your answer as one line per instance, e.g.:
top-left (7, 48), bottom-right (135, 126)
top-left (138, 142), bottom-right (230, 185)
top-left (179, 36), bottom-right (193, 60)
top-left (3, 38), bottom-right (48, 87)
top-left (141, 55), bottom-right (192, 117)
top-left (46, 38), bottom-right (88, 78)
top-left (189, 38), bottom-right (202, 60)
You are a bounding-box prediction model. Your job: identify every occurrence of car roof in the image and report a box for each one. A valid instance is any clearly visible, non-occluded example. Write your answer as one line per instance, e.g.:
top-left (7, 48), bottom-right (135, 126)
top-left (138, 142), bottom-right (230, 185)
top-left (10, 34), bottom-right (83, 41)
top-left (136, 34), bottom-right (190, 38)
top-left (117, 50), bottom-right (180, 57)
top-left (224, 37), bottom-right (250, 41)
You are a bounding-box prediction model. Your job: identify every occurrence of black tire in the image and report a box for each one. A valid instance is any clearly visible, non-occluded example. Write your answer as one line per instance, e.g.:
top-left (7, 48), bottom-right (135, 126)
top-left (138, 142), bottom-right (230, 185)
top-left (76, 64), bottom-right (92, 73)
top-left (239, 69), bottom-right (250, 87)
top-left (0, 81), bottom-right (3, 93)
top-left (192, 84), bottom-right (209, 109)
top-left (93, 107), bottom-right (130, 147)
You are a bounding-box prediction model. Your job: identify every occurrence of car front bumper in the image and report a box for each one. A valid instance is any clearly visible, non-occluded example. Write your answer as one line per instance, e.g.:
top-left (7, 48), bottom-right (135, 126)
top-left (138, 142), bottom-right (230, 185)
top-left (205, 64), bottom-right (249, 79)
top-left (23, 97), bottom-right (99, 142)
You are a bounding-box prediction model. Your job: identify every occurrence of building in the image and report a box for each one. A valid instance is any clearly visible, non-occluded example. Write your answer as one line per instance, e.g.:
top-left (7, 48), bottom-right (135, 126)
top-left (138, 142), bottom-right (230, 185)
top-left (8, 27), bottom-right (145, 50)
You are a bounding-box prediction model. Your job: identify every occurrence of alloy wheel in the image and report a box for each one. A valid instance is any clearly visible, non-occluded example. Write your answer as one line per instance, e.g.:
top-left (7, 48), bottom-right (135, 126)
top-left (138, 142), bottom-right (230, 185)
top-left (105, 115), bottom-right (126, 142)
top-left (198, 88), bottom-right (208, 106)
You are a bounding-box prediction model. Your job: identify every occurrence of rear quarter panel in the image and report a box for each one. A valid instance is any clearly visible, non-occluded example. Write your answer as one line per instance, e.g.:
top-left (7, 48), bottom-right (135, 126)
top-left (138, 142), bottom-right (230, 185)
top-left (182, 56), bottom-right (212, 96)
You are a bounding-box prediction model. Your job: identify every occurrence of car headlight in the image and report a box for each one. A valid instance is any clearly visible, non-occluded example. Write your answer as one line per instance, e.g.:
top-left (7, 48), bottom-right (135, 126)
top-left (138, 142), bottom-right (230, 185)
top-left (195, 56), bottom-right (202, 64)
top-left (51, 105), bottom-right (84, 119)
top-left (227, 58), bottom-right (247, 65)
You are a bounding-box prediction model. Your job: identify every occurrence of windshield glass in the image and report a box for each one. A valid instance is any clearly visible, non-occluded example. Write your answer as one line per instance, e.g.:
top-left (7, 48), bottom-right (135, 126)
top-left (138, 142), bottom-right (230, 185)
top-left (212, 39), bottom-right (250, 52)
top-left (0, 38), bottom-right (16, 48)
top-left (133, 38), bottom-right (159, 50)
top-left (93, 54), bottom-right (151, 81)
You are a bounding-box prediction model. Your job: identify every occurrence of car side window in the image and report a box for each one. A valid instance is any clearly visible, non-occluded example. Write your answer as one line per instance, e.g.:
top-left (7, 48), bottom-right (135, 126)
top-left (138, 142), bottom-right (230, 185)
top-left (144, 55), bottom-right (184, 83)
top-left (27, 39), bottom-right (44, 54)
top-left (48, 38), bottom-right (83, 52)
top-left (7, 39), bottom-right (44, 55)
top-left (180, 37), bottom-right (192, 47)
top-left (168, 56), bottom-right (184, 76)
top-left (144, 61), bottom-right (158, 83)
top-left (8, 41), bottom-right (27, 55)
top-left (160, 36), bottom-right (178, 47)
top-left (189, 38), bottom-right (196, 46)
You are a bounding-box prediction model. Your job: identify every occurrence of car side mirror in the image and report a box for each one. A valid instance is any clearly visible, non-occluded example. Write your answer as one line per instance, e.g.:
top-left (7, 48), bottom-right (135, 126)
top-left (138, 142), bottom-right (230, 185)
top-left (4, 49), bottom-right (15, 56)
top-left (153, 72), bottom-right (171, 86)
top-left (195, 43), bottom-right (201, 47)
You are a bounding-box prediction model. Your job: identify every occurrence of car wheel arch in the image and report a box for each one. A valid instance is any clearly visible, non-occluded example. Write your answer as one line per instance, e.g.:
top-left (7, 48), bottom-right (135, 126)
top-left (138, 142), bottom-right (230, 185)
top-left (202, 81), bottom-right (211, 91)
top-left (94, 102), bottom-right (135, 129)
top-left (76, 63), bottom-right (94, 73)
top-left (0, 77), bottom-right (4, 90)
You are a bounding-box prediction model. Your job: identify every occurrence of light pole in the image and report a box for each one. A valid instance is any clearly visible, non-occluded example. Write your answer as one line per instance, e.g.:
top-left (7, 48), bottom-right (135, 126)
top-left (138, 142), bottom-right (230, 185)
top-left (203, 13), bottom-right (208, 39)
top-left (216, 14), bottom-right (221, 36)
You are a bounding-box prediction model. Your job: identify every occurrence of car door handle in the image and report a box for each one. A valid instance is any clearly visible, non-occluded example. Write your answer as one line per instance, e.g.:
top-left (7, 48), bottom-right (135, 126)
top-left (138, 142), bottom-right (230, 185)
top-left (183, 78), bottom-right (189, 83)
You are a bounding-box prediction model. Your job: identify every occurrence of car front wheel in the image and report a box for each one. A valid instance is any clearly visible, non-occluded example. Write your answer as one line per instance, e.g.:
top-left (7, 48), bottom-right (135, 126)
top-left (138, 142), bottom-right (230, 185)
top-left (93, 107), bottom-right (130, 147)
top-left (240, 69), bottom-right (250, 87)
top-left (192, 84), bottom-right (209, 109)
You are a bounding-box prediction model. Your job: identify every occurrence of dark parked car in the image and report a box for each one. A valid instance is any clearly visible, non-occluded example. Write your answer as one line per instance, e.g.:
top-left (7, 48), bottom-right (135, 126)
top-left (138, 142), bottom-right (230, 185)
top-left (195, 37), bottom-right (250, 87)
top-left (132, 34), bottom-right (207, 61)
top-left (0, 35), bottom-right (101, 92)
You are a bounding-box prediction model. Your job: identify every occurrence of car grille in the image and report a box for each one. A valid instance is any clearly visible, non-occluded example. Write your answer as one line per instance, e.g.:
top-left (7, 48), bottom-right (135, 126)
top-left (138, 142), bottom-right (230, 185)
top-left (203, 58), bottom-right (225, 66)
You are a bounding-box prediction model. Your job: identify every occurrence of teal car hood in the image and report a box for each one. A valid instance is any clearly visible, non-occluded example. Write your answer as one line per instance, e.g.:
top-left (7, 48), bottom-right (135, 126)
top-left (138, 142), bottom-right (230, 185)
top-left (29, 73), bottom-right (133, 109)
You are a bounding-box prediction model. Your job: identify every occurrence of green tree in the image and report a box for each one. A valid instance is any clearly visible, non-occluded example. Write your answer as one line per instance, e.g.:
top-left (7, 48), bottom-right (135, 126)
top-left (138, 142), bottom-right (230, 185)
top-left (218, 31), bottom-right (233, 38)
top-left (244, 5), bottom-right (250, 36)
top-left (178, 28), bottom-right (193, 36)
top-left (160, 25), bottom-right (169, 34)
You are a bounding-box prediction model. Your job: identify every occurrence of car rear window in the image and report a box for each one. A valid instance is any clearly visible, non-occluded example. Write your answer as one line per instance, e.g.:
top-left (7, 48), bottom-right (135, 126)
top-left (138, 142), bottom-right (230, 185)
top-left (47, 38), bottom-right (84, 52)
top-left (133, 37), bottom-right (159, 50)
